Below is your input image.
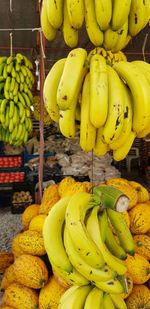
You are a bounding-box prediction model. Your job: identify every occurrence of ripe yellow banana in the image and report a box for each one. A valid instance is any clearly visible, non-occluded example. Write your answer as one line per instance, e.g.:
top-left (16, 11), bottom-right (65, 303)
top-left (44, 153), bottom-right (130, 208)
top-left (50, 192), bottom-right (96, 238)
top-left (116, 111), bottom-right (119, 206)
top-left (112, 20), bottom-right (129, 53)
top-left (103, 293), bottom-right (115, 309)
top-left (90, 54), bottom-right (108, 128)
top-left (95, 278), bottom-right (124, 294)
top-left (113, 61), bottom-right (150, 133)
top-left (46, 0), bottom-right (63, 29)
top-left (129, 0), bottom-right (145, 36)
top-left (103, 27), bottom-right (120, 51)
top-left (107, 207), bottom-right (135, 255)
top-left (94, 127), bottom-right (109, 157)
top-left (52, 261), bottom-right (89, 286)
top-left (58, 285), bottom-right (92, 309)
top-left (57, 48), bottom-right (87, 110)
top-left (84, 0), bottom-right (104, 46)
top-left (111, 0), bottom-right (131, 30)
top-left (80, 73), bottom-right (96, 152)
top-left (64, 225), bottom-right (115, 282)
top-left (40, 0), bottom-right (57, 41)
top-left (43, 197), bottom-right (73, 273)
top-left (59, 66), bottom-right (87, 138)
top-left (109, 83), bottom-right (133, 151)
top-left (110, 293), bottom-right (127, 309)
top-left (65, 191), bottom-right (105, 268)
top-left (43, 58), bottom-right (66, 122)
top-left (137, 123), bottom-right (150, 138)
top-left (62, 0), bottom-right (78, 48)
top-left (86, 206), bottom-right (127, 275)
top-left (84, 287), bottom-right (103, 309)
top-left (66, 0), bottom-right (84, 29)
top-left (94, 0), bottom-right (112, 30)
top-left (103, 65), bottom-right (124, 144)
top-left (113, 131), bottom-right (136, 161)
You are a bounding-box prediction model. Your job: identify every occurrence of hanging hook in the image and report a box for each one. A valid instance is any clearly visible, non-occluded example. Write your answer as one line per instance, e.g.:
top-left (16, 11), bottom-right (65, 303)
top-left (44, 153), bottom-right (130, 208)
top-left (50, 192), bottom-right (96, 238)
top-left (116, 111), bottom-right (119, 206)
top-left (10, 0), bottom-right (13, 12)
top-left (142, 33), bottom-right (149, 62)
top-left (10, 32), bottom-right (13, 56)
top-left (39, 28), bottom-right (46, 59)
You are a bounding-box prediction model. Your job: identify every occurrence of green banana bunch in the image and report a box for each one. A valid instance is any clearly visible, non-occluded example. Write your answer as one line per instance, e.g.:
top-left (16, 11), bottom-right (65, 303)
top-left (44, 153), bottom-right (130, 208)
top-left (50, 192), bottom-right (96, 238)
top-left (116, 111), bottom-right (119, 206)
top-left (0, 53), bottom-right (34, 145)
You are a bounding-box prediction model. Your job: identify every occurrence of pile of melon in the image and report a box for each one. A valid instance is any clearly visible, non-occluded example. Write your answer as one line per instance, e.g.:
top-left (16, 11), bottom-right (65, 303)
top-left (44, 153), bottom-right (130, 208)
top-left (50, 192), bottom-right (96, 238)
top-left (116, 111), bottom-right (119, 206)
top-left (0, 177), bottom-right (150, 309)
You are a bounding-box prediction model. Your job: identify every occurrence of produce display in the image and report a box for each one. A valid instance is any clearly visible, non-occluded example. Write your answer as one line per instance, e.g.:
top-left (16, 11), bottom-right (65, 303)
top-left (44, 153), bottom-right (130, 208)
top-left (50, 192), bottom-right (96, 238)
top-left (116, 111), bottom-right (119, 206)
top-left (44, 46), bottom-right (150, 161)
top-left (12, 190), bottom-right (33, 205)
top-left (41, 0), bottom-right (150, 50)
top-left (0, 54), bottom-right (34, 146)
top-left (0, 177), bottom-right (150, 308)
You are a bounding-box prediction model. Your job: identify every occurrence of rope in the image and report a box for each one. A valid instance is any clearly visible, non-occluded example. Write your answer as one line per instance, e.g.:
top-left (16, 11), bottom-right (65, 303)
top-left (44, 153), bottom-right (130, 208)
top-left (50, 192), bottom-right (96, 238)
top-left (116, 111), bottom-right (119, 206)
top-left (10, 0), bottom-right (13, 12)
top-left (9, 32), bottom-right (13, 56)
top-left (142, 33), bottom-right (149, 62)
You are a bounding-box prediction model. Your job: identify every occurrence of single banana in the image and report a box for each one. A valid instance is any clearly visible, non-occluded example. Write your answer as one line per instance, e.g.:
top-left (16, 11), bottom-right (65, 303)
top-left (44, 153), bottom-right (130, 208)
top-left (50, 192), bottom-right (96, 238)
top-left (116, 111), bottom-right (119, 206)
top-left (113, 61), bottom-right (150, 133)
top-left (109, 83), bottom-right (132, 151)
top-left (94, 127), bottom-right (109, 157)
top-left (112, 20), bottom-right (129, 52)
top-left (103, 293), bottom-right (115, 309)
top-left (43, 197), bottom-right (73, 273)
top-left (62, 0), bottom-right (78, 48)
top-left (80, 73), bottom-right (96, 152)
top-left (129, 0), bottom-right (145, 36)
top-left (9, 101), bottom-right (15, 119)
top-left (107, 208), bottom-right (135, 255)
top-left (58, 285), bottom-right (92, 309)
top-left (66, 0), bottom-right (84, 29)
top-left (105, 224), bottom-right (127, 260)
top-left (84, 0), bottom-right (104, 46)
top-left (22, 92), bottom-right (31, 107)
top-left (0, 57), bottom-right (7, 65)
top-left (111, 0), bottom-right (131, 30)
top-left (132, 60), bottom-right (150, 84)
top-left (5, 106), bottom-right (10, 128)
top-left (110, 293), bottom-right (127, 309)
top-left (44, 58), bottom-right (66, 122)
top-left (58, 286), bottom-right (80, 307)
top-left (94, 0), bottom-right (112, 30)
top-left (103, 65), bottom-right (124, 144)
top-left (84, 287), bottom-right (103, 309)
top-left (103, 27), bottom-right (120, 51)
top-left (64, 225), bottom-right (115, 282)
top-left (90, 54), bottom-right (108, 128)
top-left (46, 0), bottom-right (63, 29)
top-left (57, 48), bottom-right (87, 110)
top-left (95, 278), bottom-right (124, 294)
top-left (86, 206), bottom-right (127, 275)
top-left (0, 62), bottom-right (6, 76)
top-left (40, 0), bottom-right (57, 41)
top-left (52, 262), bottom-right (89, 286)
top-left (10, 77), bottom-right (16, 92)
top-left (113, 130), bottom-right (136, 161)
top-left (59, 65), bottom-right (87, 138)
top-left (65, 191), bottom-right (105, 268)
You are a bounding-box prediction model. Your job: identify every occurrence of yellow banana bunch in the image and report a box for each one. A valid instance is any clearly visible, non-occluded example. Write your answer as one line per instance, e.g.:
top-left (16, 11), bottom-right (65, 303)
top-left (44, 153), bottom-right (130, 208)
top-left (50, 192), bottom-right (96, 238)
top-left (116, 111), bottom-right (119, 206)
top-left (41, 0), bottom-right (150, 51)
top-left (43, 47), bottom-right (150, 161)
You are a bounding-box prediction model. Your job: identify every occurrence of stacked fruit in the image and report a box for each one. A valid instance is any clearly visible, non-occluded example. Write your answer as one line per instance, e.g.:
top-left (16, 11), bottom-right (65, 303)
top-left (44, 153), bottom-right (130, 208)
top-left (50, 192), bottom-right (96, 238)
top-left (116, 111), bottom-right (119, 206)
top-left (0, 54), bottom-right (34, 146)
top-left (0, 177), bottom-right (150, 308)
top-left (32, 95), bottom-right (52, 126)
top-left (44, 47), bottom-right (150, 161)
top-left (41, 0), bottom-right (150, 50)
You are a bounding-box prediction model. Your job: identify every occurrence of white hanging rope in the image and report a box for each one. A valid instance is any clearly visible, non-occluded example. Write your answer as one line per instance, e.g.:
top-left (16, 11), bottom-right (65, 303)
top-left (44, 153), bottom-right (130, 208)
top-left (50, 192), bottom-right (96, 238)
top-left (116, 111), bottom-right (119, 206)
top-left (10, 0), bottom-right (13, 12)
top-left (142, 33), bottom-right (149, 61)
top-left (9, 32), bottom-right (13, 56)
top-left (39, 28), bottom-right (46, 59)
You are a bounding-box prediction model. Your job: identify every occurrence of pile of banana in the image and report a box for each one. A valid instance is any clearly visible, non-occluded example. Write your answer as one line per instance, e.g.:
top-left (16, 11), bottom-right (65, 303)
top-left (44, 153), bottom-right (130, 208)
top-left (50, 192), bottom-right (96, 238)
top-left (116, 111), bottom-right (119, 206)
top-left (44, 47), bottom-right (150, 161)
top-left (43, 186), bottom-right (134, 307)
top-left (0, 54), bottom-right (34, 146)
top-left (32, 95), bottom-right (52, 126)
top-left (41, 0), bottom-right (150, 50)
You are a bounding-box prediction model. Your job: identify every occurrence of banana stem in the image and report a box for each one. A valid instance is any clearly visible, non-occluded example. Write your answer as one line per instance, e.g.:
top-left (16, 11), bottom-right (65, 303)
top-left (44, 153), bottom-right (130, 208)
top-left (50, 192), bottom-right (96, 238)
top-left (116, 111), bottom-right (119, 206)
top-left (91, 185), bottom-right (129, 212)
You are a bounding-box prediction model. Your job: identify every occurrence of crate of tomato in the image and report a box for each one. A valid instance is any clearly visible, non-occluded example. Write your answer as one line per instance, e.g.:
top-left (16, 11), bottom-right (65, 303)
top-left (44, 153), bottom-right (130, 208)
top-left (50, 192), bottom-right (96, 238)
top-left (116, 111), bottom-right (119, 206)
top-left (0, 155), bottom-right (23, 168)
top-left (0, 168), bottom-right (25, 183)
